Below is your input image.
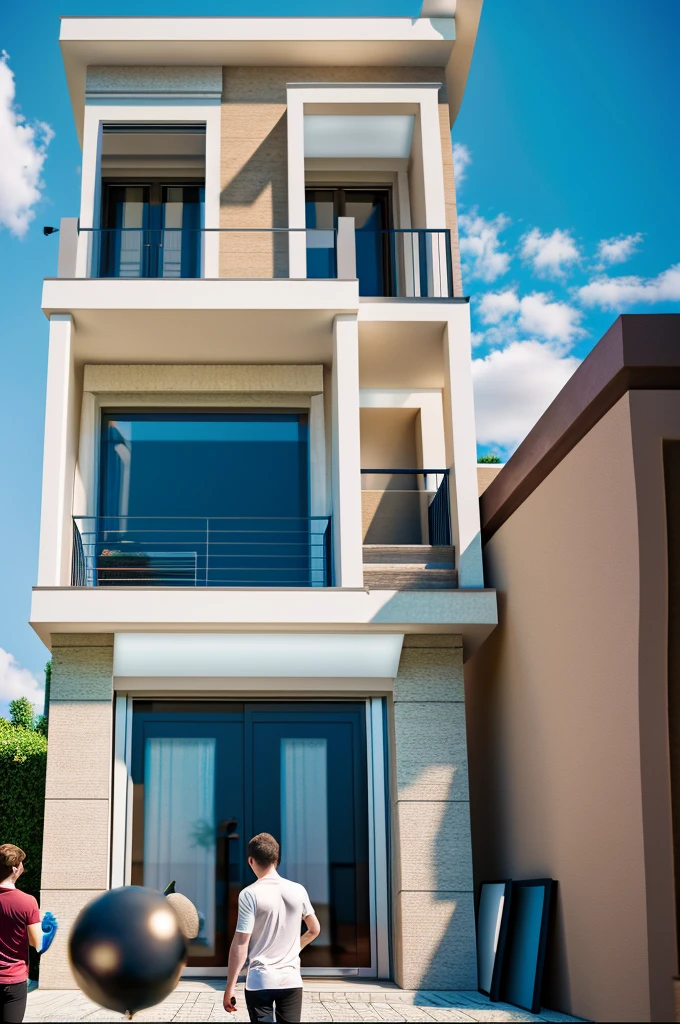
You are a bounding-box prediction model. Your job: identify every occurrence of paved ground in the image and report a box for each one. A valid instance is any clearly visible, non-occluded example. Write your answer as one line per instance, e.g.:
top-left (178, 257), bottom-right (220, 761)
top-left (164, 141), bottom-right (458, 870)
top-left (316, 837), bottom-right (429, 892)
top-left (25, 980), bottom-right (584, 1023)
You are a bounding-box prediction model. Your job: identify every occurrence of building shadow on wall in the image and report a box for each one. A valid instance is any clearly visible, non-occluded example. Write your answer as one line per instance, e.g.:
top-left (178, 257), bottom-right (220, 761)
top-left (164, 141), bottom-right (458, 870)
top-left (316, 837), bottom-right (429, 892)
top-left (219, 114), bottom-right (289, 279)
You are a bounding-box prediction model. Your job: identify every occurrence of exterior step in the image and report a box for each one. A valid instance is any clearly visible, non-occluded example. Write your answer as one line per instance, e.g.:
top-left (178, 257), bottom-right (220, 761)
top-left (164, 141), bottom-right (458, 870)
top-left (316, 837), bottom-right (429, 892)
top-left (362, 565), bottom-right (459, 590)
top-left (362, 544), bottom-right (455, 567)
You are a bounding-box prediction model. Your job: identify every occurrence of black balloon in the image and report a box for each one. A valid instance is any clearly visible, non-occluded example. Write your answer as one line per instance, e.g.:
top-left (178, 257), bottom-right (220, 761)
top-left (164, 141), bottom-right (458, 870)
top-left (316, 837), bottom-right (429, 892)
top-left (69, 886), bottom-right (187, 1016)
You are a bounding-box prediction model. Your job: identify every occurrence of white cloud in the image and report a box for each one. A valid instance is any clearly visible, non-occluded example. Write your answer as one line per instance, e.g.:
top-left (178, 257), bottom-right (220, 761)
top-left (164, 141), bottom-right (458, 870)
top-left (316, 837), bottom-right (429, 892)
top-left (595, 232), bottom-right (643, 267)
top-left (459, 209), bottom-right (511, 282)
top-left (452, 142), bottom-right (472, 187)
top-left (0, 51), bottom-right (54, 238)
top-left (478, 289), bottom-right (520, 324)
top-left (577, 263), bottom-right (680, 310)
top-left (473, 341), bottom-right (580, 450)
top-left (477, 289), bottom-right (584, 345)
top-left (520, 227), bottom-right (580, 278)
top-left (518, 293), bottom-right (584, 345)
top-left (0, 648), bottom-right (44, 718)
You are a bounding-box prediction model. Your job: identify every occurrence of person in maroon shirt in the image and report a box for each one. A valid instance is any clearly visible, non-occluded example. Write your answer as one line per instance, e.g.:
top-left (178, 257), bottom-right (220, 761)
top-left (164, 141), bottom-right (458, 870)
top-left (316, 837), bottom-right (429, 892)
top-left (0, 845), bottom-right (42, 1024)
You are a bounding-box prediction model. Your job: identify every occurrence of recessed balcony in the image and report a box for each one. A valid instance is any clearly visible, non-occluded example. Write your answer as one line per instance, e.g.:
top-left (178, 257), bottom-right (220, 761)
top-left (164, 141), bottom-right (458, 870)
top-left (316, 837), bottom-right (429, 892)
top-left (361, 469), bottom-right (457, 590)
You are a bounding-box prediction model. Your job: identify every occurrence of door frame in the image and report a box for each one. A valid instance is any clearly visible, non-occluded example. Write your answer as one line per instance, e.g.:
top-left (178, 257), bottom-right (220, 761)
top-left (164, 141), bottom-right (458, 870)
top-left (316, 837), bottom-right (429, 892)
top-left (111, 695), bottom-right (391, 979)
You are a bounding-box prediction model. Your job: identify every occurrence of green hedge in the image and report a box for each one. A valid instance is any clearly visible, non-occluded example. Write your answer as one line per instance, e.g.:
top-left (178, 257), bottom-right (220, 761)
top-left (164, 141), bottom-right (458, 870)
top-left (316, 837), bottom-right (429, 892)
top-left (0, 718), bottom-right (48, 899)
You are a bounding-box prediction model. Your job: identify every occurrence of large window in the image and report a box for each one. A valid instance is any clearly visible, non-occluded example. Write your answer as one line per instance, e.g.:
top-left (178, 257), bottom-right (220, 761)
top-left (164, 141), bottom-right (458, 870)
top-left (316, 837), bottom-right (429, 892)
top-left (92, 411), bottom-right (315, 586)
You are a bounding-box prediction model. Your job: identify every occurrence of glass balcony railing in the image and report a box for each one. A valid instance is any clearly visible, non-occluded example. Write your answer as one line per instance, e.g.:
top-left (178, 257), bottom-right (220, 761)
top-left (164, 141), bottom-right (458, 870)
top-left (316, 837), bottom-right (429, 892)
top-left (71, 515), bottom-right (332, 588)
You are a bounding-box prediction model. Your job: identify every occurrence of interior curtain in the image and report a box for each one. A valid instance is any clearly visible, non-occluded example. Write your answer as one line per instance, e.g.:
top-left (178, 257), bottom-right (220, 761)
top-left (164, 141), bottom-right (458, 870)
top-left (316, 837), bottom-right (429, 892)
top-left (280, 737), bottom-right (330, 945)
top-left (144, 736), bottom-right (216, 947)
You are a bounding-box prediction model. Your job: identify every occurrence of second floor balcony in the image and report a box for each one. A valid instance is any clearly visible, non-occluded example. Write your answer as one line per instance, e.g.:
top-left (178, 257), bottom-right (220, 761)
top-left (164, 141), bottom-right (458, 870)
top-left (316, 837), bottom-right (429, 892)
top-left (68, 223), bottom-right (455, 299)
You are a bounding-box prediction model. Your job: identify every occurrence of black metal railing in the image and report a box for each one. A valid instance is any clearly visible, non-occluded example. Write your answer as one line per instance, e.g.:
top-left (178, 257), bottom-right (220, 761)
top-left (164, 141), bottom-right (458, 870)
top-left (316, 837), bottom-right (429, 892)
top-left (74, 225), bottom-right (454, 295)
top-left (382, 230), bottom-right (454, 298)
top-left (71, 516), bottom-right (332, 588)
top-left (360, 469), bottom-right (452, 546)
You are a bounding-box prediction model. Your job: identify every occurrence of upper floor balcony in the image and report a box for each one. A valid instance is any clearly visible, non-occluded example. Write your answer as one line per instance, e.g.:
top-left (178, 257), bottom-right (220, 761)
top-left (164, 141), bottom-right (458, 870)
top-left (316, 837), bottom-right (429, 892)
top-left (55, 218), bottom-right (455, 300)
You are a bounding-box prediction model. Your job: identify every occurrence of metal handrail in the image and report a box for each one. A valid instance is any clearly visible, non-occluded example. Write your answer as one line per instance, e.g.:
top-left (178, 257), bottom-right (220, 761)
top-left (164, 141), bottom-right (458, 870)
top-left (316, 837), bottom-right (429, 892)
top-left (71, 515), bottom-right (332, 589)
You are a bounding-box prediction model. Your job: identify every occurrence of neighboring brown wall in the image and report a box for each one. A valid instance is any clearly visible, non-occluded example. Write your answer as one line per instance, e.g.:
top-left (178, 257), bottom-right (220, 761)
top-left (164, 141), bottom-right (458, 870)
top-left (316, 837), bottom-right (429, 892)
top-left (220, 66), bottom-right (461, 284)
top-left (476, 464), bottom-right (503, 496)
top-left (466, 395), bottom-right (656, 1021)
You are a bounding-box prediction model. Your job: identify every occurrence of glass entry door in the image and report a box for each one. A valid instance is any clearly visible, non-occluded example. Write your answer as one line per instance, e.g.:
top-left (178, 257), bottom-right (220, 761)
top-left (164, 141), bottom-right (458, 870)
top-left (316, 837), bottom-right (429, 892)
top-left (100, 182), bottom-right (203, 278)
top-left (131, 702), bottom-right (373, 972)
top-left (305, 187), bottom-right (392, 296)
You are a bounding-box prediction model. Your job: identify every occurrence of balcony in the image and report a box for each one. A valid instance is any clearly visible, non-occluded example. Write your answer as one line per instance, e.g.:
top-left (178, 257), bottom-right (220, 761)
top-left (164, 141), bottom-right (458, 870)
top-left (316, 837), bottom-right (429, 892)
top-left (58, 221), bottom-right (455, 298)
top-left (361, 470), bottom-right (457, 590)
top-left (72, 516), bottom-right (332, 589)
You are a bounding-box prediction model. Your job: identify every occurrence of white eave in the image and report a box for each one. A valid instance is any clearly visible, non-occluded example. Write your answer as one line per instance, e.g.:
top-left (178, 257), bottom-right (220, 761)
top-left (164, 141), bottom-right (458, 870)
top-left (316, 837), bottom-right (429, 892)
top-left (59, 6), bottom-right (483, 143)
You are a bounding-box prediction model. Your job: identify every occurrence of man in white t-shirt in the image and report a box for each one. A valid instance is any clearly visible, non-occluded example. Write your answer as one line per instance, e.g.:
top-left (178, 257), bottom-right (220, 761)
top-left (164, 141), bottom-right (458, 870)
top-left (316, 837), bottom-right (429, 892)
top-left (223, 832), bottom-right (320, 1023)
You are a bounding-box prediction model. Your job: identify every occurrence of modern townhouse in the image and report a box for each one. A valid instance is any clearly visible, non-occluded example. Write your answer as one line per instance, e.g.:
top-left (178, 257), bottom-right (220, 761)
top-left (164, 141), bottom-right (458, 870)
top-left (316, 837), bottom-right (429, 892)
top-left (31, 3), bottom-right (497, 991)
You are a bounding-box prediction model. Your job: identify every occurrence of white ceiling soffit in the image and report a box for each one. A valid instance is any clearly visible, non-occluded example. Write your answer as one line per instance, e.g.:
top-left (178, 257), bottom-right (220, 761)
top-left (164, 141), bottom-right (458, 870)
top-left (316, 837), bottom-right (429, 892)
top-left (304, 115), bottom-right (415, 159)
top-left (113, 632), bottom-right (405, 678)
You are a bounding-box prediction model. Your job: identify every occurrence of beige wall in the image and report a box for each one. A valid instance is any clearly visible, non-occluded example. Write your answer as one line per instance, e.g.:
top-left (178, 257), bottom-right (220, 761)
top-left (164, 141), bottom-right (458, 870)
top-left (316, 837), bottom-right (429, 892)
top-left (476, 463), bottom-right (502, 496)
top-left (40, 634), bottom-right (114, 989)
top-left (391, 635), bottom-right (476, 989)
top-left (219, 66), bottom-right (461, 284)
top-left (466, 394), bottom-right (673, 1021)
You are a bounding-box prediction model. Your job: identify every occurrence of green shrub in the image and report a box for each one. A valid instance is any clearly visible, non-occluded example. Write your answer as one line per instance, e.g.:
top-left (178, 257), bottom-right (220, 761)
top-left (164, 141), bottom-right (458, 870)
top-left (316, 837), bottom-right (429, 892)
top-left (478, 453), bottom-right (502, 464)
top-left (0, 717), bottom-right (48, 900)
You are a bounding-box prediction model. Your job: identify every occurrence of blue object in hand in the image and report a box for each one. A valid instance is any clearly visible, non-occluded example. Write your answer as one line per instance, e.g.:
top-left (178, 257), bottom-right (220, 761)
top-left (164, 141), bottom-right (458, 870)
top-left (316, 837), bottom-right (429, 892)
top-left (39, 911), bottom-right (58, 954)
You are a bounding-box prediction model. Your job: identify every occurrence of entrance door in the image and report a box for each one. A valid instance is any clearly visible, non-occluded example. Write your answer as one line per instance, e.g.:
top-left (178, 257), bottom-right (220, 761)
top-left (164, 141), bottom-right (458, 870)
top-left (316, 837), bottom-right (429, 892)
top-left (131, 702), bottom-right (373, 972)
top-left (305, 187), bottom-right (392, 296)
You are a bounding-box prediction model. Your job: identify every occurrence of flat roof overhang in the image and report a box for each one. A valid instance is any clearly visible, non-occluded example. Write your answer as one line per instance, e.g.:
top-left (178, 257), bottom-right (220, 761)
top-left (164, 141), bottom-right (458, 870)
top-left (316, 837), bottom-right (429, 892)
top-left (59, 7), bottom-right (483, 142)
top-left (30, 585), bottom-right (498, 660)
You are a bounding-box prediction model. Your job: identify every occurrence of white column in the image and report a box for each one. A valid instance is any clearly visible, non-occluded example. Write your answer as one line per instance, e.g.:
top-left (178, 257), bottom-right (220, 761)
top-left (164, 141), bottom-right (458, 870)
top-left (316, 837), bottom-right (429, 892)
top-left (76, 109), bottom-right (103, 278)
top-left (331, 315), bottom-right (364, 588)
top-left (442, 313), bottom-right (484, 588)
top-left (419, 93), bottom-right (449, 296)
top-left (203, 105), bottom-right (222, 278)
top-left (286, 88), bottom-right (307, 278)
top-left (38, 315), bottom-right (75, 587)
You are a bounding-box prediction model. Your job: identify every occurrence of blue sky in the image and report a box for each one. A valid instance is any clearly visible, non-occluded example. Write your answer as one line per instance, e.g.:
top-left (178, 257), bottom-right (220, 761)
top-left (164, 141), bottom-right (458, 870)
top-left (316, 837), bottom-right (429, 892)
top-left (0, 0), bottom-right (679, 711)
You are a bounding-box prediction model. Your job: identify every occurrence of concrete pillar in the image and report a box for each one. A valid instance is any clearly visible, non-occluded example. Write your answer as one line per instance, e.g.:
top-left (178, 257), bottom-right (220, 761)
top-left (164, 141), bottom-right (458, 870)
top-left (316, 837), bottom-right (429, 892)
top-left (331, 315), bottom-right (364, 587)
top-left (391, 634), bottom-right (476, 990)
top-left (37, 315), bottom-right (76, 587)
top-left (40, 634), bottom-right (115, 989)
top-left (442, 316), bottom-right (484, 588)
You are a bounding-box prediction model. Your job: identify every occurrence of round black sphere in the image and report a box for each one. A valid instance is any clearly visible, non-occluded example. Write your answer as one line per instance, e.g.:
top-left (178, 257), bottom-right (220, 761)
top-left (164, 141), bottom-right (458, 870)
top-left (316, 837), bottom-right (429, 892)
top-left (69, 886), bottom-right (187, 1015)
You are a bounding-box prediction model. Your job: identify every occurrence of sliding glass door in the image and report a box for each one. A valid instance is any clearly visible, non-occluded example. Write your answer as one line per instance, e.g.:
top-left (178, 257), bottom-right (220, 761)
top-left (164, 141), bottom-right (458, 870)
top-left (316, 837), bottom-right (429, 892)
top-left (305, 187), bottom-right (392, 296)
top-left (131, 702), bottom-right (373, 971)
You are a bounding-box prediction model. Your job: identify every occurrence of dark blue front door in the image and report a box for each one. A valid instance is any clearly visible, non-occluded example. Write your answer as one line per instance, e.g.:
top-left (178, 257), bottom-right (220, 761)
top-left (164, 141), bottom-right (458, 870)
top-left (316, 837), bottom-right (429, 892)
top-left (131, 702), bottom-right (371, 970)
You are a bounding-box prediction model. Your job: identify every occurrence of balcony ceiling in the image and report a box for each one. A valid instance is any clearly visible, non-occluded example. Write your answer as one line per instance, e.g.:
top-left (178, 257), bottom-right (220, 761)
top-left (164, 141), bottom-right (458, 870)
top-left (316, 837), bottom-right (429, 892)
top-left (58, 9), bottom-right (483, 139)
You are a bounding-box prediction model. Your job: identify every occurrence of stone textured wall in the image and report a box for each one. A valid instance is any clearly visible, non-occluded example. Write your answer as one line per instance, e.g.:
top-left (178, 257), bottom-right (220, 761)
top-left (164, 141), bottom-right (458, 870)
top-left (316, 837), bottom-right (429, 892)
top-left (220, 66), bottom-right (462, 285)
top-left (40, 634), bottom-right (114, 989)
top-left (391, 634), bottom-right (476, 989)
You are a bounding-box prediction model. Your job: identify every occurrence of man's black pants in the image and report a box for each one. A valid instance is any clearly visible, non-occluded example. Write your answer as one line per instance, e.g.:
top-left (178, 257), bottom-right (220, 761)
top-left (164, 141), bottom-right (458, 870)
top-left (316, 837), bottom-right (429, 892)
top-left (244, 986), bottom-right (303, 1023)
top-left (0, 982), bottom-right (28, 1024)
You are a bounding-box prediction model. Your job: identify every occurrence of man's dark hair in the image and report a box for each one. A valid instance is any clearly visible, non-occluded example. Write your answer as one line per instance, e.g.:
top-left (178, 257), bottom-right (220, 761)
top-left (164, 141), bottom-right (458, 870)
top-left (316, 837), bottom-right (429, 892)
top-left (0, 844), bottom-right (26, 882)
top-left (248, 833), bottom-right (280, 867)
